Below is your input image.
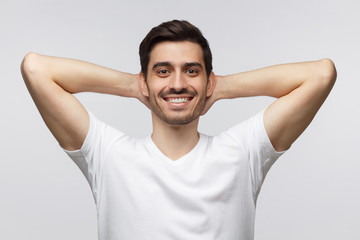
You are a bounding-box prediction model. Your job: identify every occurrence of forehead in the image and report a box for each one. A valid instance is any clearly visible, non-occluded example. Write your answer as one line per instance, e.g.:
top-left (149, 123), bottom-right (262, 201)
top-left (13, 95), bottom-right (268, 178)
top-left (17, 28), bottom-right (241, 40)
top-left (149, 41), bottom-right (204, 67)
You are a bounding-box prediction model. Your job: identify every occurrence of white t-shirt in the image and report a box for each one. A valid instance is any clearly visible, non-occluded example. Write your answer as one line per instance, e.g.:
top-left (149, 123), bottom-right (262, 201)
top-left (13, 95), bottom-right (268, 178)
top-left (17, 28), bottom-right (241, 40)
top-left (64, 110), bottom-right (285, 240)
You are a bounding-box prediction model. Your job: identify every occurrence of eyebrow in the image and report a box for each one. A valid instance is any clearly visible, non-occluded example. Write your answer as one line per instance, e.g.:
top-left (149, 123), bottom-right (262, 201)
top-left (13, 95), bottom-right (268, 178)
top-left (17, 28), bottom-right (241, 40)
top-left (183, 62), bottom-right (203, 69)
top-left (152, 61), bottom-right (203, 71)
top-left (152, 62), bottom-right (172, 71)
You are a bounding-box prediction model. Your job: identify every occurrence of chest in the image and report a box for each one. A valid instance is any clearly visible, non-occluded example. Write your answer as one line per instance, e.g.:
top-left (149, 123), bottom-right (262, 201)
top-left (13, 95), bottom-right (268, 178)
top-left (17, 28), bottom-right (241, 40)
top-left (96, 143), bottom-right (255, 239)
top-left (99, 142), bottom-right (253, 207)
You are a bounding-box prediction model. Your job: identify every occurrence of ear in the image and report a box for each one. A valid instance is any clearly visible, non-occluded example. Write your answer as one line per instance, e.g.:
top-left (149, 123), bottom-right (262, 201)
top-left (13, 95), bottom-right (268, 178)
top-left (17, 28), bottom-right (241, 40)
top-left (139, 72), bottom-right (149, 97)
top-left (206, 71), bottom-right (216, 97)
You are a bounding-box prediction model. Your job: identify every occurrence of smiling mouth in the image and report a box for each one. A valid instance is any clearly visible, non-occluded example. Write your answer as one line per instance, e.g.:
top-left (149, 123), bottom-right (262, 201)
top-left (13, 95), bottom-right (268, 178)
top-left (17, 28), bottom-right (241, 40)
top-left (164, 97), bottom-right (193, 103)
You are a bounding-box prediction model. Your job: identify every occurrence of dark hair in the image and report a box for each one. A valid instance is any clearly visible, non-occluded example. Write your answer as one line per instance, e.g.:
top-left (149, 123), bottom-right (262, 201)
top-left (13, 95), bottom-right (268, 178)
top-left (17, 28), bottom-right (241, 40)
top-left (139, 20), bottom-right (213, 78)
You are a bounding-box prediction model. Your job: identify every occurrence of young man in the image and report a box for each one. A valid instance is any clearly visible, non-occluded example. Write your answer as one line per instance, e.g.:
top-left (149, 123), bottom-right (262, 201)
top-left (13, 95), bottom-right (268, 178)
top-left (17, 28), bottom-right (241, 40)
top-left (21, 20), bottom-right (336, 240)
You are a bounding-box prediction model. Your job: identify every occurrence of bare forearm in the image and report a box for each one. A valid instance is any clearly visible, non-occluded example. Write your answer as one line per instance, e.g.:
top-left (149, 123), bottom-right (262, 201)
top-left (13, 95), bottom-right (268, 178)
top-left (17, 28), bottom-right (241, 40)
top-left (215, 59), bottom-right (336, 100)
top-left (21, 52), bottom-right (139, 98)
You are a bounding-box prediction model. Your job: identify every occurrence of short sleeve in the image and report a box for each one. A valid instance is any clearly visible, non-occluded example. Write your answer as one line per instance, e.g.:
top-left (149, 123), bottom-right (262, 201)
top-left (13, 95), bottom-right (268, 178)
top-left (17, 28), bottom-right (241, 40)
top-left (62, 111), bottom-right (124, 203)
top-left (226, 109), bottom-right (287, 200)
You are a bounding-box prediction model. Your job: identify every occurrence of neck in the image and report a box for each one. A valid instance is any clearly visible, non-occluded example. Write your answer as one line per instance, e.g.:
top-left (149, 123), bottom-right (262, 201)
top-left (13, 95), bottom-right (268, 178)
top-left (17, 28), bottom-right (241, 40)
top-left (151, 113), bottom-right (200, 161)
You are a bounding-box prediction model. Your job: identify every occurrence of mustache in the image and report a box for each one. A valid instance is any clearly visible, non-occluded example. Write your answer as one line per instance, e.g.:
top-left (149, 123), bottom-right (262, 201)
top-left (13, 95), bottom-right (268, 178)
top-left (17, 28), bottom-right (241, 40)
top-left (159, 89), bottom-right (197, 97)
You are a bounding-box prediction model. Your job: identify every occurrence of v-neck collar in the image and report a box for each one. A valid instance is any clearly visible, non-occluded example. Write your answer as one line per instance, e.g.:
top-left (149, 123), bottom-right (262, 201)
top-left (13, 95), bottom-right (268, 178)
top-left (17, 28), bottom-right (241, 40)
top-left (145, 133), bottom-right (205, 168)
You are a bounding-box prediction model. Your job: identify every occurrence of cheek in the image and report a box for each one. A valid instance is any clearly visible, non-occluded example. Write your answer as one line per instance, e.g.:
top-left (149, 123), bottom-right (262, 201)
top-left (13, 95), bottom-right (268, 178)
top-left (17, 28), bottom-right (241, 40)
top-left (147, 78), bottom-right (167, 93)
top-left (196, 82), bottom-right (208, 95)
top-left (148, 86), bottom-right (161, 99)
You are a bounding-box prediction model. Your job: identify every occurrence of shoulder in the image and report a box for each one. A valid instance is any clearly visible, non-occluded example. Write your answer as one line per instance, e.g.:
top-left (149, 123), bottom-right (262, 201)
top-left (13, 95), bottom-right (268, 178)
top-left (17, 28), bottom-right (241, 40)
top-left (219, 110), bottom-right (264, 145)
top-left (203, 112), bottom-right (261, 154)
top-left (210, 109), bottom-right (281, 156)
top-left (78, 111), bottom-right (129, 154)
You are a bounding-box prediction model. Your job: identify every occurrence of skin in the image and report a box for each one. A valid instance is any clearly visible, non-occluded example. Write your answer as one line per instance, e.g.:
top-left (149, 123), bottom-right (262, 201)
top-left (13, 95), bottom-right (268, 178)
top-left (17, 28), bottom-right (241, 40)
top-left (141, 42), bottom-right (213, 126)
top-left (21, 40), bottom-right (336, 161)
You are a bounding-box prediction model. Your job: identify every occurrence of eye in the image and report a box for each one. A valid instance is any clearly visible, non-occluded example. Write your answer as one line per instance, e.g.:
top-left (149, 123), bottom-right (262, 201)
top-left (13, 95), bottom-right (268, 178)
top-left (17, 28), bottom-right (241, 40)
top-left (156, 69), bottom-right (170, 76)
top-left (186, 69), bottom-right (198, 76)
top-left (159, 69), bottom-right (168, 74)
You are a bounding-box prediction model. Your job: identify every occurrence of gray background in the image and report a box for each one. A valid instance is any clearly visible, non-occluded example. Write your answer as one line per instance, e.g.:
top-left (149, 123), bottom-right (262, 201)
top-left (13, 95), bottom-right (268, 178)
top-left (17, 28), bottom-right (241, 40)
top-left (1, 0), bottom-right (359, 239)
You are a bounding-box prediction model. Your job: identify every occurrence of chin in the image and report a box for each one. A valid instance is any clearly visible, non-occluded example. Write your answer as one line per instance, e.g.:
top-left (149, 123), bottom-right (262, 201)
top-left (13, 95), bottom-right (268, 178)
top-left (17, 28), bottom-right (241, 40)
top-left (159, 114), bottom-right (199, 126)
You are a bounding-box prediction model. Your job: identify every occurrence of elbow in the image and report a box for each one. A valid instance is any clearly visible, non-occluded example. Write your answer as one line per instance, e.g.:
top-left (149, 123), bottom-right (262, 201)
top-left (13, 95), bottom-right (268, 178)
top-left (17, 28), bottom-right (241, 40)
top-left (317, 58), bottom-right (337, 88)
top-left (21, 52), bottom-right (42, 83)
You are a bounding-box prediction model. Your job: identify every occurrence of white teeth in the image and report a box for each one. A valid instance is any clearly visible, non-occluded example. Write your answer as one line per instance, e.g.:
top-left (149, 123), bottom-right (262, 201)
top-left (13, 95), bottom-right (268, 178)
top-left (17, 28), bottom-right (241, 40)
top-left (169, 98), bottom-right (188, 103)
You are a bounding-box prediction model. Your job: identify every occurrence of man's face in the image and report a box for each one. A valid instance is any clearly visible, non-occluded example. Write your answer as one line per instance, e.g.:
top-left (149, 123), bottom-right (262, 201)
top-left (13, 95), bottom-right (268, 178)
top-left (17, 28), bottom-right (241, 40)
top-left (141, 41), bottom-right (213, 125)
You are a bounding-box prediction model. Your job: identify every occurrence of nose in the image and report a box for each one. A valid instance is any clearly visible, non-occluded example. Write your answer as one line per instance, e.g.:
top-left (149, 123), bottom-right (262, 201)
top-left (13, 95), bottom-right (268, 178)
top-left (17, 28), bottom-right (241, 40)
top-left (169, 72), bottom-right (187, 92)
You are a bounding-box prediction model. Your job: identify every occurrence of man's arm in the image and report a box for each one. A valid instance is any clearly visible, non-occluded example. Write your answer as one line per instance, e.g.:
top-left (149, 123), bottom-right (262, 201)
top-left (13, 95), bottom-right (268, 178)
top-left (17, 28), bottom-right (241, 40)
top-left (21, 52), bottom-right (146, 151)
top-left (205, 59), bottom-right (336, 151)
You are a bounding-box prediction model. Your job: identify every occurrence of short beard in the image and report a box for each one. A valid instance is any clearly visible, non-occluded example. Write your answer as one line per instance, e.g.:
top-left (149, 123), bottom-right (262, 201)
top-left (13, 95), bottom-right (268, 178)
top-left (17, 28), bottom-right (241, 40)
top-left (149, 89), bottom-right (206, 126)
